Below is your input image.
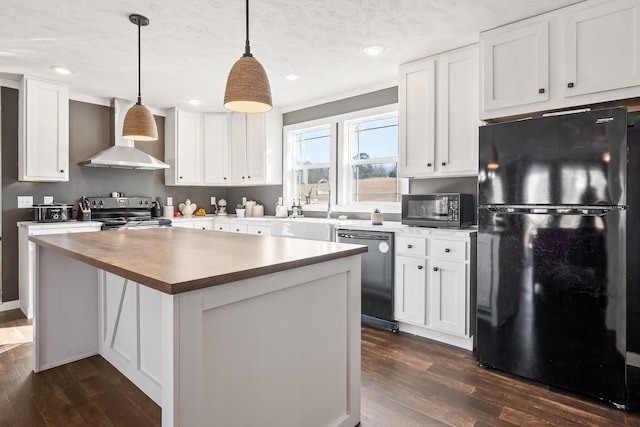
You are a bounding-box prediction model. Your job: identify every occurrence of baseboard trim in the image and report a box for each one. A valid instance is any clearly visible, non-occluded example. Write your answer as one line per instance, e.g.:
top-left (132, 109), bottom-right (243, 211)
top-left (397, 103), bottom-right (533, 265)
top-left (0, 300), bottom-right (21, 312)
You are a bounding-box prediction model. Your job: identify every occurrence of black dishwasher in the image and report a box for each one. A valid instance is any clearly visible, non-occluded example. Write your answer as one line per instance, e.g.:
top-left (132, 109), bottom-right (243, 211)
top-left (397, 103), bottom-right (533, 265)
top-left (336, 229), bottom-right (398, 332)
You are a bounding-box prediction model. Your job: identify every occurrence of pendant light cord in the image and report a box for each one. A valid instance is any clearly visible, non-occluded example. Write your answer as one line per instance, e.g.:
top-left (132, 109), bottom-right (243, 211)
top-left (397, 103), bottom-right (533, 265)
top-left (244, 0), bottom-right (252, 57)
top-left (137, 20), bottom-right (142, 105)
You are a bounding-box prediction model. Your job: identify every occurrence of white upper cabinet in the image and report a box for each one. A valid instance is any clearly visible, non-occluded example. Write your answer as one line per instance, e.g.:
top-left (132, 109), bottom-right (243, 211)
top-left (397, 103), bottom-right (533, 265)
top-left (165, 109), bottom-right (231, 186)
top-left (565, 0), bottom-right (640, 97)
top-left (203, 113), bottom-right (230, 185)
top-left (481, 22), bottom-right (549, 112)
top-left (230, 108), bottom-right (282, 186)
top-left (399, 45), bottom-right (479, 178)
top-left (399, 58), bottom-right (436, 177)
top-left (481, 0), bottom-right (640, 120)
top-left (19, 76), bottom-right (69, 182)
top-left (436, 46), bottom-right (480, 176)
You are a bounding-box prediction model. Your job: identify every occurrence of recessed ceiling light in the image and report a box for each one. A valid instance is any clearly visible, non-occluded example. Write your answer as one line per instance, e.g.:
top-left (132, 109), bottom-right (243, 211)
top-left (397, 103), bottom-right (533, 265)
top-left (49, 65), bottom-right (72, 75)
top-left (285, 74), bottom-right (299, 81)
top-left (186, 98), bottom-right (202, 106)
top-left (361, 45), bottom-right (384, 56)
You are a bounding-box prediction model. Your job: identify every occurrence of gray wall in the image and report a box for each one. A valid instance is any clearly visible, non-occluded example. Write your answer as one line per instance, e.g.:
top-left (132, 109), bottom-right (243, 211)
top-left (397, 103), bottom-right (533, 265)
top-left (0, 87), bottom-right (279, 302)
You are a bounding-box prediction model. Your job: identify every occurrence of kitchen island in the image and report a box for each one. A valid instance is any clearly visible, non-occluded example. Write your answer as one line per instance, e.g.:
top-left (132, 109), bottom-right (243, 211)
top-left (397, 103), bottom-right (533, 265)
top-left (30, 227), bottom-right (365, 427)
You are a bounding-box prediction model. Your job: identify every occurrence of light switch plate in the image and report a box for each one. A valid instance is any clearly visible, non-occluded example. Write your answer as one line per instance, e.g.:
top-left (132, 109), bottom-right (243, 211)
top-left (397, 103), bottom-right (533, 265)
top-left (44, 196), bottom-right (54, 204)
top-left (18, 196), bottom-right (33, 208)
top-left (167, 197), bottom-right (173, 206)
top-left (211, 197), bottom-right (216, 205)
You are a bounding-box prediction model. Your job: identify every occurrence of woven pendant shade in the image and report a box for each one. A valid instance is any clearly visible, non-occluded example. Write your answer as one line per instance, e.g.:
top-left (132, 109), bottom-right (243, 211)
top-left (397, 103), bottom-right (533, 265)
top-left (224, 55), bottom-right (272, 113)
top-left (122, 103), bottom-right (158, 141)
top-left (122, 14), bottom-right (158, 141)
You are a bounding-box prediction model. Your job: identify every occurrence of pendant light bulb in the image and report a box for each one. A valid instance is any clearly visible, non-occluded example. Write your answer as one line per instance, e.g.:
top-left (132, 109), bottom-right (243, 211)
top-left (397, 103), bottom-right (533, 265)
top-left (224, 0), bottom-right (272, 113)
top-left (122, 14), bottom-right (158, 141)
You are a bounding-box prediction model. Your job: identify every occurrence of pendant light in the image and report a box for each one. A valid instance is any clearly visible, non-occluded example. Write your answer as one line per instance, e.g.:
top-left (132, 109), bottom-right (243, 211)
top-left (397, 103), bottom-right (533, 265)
top-left (122, 14), bottom-right (158, 141)
top-left (224, 0), bottom-right (272, 113)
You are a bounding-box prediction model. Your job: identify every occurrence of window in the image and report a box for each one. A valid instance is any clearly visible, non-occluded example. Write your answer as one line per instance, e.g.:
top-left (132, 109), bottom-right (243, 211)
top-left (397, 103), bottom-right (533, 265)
top-left (346, 112), bottom-right (402, 203)
top-left (284, 104), bottom-right (407, 213)
top-left (291, 125), bottom-right (332, 204)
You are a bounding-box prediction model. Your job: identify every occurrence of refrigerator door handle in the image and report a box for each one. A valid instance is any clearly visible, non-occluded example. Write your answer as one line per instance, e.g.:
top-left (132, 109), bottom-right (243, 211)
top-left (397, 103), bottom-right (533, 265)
top-left (481, 205), bottom-right (625, 216)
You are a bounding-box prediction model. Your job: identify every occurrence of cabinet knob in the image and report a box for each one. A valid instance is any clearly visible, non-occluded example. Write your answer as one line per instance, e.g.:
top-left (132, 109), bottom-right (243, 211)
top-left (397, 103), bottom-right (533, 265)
top-left (407, 244), bottom-right (413, 249)
top-left (538, 88), bottom-right (545, 94)
top-left (257, 230), bottom-right (261, 234)
top-left (441, 162), bottom-right (446, 166)
top-left (60, 169), bottom-right (64, 173)
top-left (247, 176), bottom-right (251, 179)
top-left (418, 265), bottom-right (424, 270)
top-left (567, 82), bottom-right (574, 88)
top-left (179, 176), bottom-right (183, 179)
top-left (427, 163), bottom-right (432, 167)
top-left (242, 176), bottom-right (245, 179)
top-left (236, 228), bottom-right (240, 232)
top-left (224, 177), bottom-right (227, 180)
top-left (433, 267), bottom-right (439, 272)
top-left (445, 248), bottom-right (451, 253)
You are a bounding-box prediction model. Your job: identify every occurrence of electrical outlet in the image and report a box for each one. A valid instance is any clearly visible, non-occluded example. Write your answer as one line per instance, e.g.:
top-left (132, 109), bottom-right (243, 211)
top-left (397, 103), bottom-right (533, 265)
top-left (18, 196), bottom-right (33, 208)
top-left (44, 196), bottom-right (54, 204)
top-left (167, 197), bottom-right (173, 206)
top-left (211, 197), bottom-right (216, 205)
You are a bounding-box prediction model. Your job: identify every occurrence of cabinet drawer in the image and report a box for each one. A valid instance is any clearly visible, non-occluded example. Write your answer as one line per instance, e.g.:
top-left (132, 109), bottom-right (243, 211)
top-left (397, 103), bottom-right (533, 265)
top-left (248, 225), bottom-right (271, 236)
top-left (229, 224), bottom-right (248, 234)
top-left (431, 239), bottom-right (466, 261)
top-left (214, 223), bottom-right (230, 232)
top-left (396, 236), bottom-right (427, 257)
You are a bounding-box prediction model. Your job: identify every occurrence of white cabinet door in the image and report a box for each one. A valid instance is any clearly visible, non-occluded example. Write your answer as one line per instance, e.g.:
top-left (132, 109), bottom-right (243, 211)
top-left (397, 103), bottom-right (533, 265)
top-left (431, 259), bottom-right (467, 335)
top-left (436, 46), bottom-right (480, 176)
top-left (245, 113), bottom-right (267, 184)
top-left (19, 77), bottom-right (69, 182)
top-left (399, 58), bottom-right (436, 177)
top-left (230, 113), bottom-right (248, 185)
top-left (175, 110), bottom-right (202, 185)
top-left (565, 0), bottom-right (640, 97)
top-left (394, 255), bottom-right (428, 325)
top-left (203, 114), bottom-right (230, 185)
top-left (481, 21), bottom-right (549, 111)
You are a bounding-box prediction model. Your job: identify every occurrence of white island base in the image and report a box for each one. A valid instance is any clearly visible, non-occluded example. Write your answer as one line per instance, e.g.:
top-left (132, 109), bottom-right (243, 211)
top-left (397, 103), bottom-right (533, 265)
top-left (34, 245), bottom-right (361, 427)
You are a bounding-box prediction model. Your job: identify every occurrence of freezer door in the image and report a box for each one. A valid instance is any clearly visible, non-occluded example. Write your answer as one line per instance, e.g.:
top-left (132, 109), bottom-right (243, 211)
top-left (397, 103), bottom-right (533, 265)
top-left (478, 107), bottom-right (627, 206)
top-left (477, 207), bottom-right (626, 405)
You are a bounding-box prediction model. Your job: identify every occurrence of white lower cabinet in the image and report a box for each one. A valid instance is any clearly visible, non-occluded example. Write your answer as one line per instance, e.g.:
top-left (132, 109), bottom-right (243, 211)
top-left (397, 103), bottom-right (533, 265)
top-left (394, 230), bottom-right (476, 350)
top-left (18, 221), bottom-right (102, 318)
top-left (171, 218), bottom-right (215, 230)
top-left (172, 217), bottom-right (271, 235)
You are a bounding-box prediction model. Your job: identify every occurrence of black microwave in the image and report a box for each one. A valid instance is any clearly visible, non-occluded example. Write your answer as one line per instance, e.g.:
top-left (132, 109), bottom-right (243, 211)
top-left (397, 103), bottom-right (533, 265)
top-left (401, 193), bottom-right (474, 228)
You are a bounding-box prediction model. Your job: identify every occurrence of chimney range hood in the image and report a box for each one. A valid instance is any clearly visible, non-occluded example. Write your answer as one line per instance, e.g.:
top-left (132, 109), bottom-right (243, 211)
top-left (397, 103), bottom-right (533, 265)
top-left (80, 98), bottom-right (169, 170)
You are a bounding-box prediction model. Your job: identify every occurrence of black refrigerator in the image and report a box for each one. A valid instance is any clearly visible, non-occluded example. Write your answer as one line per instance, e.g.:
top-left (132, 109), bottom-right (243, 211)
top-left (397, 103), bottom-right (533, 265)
top-left (477, 107), bottom-right (640, 408)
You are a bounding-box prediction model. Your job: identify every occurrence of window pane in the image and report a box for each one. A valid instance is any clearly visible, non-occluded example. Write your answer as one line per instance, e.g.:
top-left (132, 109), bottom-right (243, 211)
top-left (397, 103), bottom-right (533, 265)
top-left (295, 168), bottom-right (330, 203)
top-left (349, 116), bottom-right (398, 160)
top-left (351, 162), bottom-right (402, 203)
top-left (294, 127), bottom-right (331, 166)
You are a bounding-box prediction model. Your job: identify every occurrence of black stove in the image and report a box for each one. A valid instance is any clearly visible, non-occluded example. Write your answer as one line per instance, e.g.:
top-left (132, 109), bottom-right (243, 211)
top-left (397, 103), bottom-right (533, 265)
top-left (85, 196), bottom-right (171, 230)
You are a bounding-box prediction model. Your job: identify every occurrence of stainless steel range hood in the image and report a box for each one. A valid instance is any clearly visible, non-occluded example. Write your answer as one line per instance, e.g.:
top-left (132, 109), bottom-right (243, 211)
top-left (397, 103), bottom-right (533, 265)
top-left (80, 98), bottom-right (169, 170)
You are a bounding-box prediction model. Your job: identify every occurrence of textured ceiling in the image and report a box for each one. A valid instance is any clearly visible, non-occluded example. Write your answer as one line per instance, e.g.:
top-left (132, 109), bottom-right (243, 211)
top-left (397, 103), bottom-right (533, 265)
top-left (0, 0), bottom-right (582, 111)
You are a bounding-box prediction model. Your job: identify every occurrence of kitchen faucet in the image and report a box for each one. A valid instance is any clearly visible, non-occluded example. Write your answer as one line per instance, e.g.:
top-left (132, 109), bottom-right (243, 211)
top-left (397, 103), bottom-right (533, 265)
top-left (314, 178), bottom-right (332, 219)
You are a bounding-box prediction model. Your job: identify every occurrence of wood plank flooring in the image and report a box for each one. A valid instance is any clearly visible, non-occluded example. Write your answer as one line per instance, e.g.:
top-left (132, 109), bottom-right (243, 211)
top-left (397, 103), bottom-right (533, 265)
top-left (2, 308), bottom-right (639, 426)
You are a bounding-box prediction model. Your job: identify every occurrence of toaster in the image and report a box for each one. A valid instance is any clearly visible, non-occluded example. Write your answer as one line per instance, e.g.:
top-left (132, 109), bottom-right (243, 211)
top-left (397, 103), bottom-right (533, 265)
top-left (33, 204), bottom-right (73, 222)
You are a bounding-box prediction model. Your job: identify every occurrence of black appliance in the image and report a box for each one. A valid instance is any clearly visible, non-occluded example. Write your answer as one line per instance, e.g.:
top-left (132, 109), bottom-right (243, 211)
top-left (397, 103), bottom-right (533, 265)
top-left (336, 229), bottom-right (398, 332)
top-left (32, 203), bottom-right (73, 222)
top-left (401, 193), bottom-right (474, 228)
top-left (86, 196), bottom-right (172, 230)
top-left (477, 107), bottom-right (640, 409)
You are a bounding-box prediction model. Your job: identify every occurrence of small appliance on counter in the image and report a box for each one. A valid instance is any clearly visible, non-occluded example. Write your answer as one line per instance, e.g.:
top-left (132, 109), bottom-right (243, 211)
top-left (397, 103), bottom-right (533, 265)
top-left (401, 193), bottom-right (474, 228)
top-left (33, 203), bottom-right (73, 222)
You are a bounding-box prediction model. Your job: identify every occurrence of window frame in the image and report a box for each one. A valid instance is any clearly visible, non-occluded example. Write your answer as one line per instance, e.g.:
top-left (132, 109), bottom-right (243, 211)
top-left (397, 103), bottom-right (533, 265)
top-left (284, 103), bottom-right (405, 214)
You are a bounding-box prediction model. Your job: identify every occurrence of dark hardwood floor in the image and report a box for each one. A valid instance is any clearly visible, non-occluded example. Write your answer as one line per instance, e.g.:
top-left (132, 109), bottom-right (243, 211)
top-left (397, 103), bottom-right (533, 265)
top-left (1, 308), bottom-right (640, 426)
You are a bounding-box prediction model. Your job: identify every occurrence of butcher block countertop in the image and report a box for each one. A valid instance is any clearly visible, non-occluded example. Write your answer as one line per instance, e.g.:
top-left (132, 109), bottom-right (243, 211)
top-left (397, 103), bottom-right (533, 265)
top-left (30, 227), bottom-right (367, 295)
